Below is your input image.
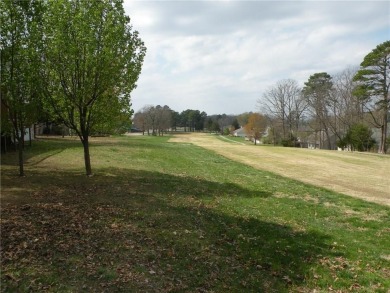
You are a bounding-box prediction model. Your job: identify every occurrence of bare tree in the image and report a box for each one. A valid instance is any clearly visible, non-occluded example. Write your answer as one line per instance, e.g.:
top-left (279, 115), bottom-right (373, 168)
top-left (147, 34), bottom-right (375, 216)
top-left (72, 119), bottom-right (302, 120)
top-left (258, 79), bottom-right (306, 144)
top-left (155, 105), bottom-right (172, 135)
top-left (133, 110), bottom-right (147, 135)
top-left (328, 67), bottom-right (363, 142)
top-left (135, 105), bottom-right (173, 136)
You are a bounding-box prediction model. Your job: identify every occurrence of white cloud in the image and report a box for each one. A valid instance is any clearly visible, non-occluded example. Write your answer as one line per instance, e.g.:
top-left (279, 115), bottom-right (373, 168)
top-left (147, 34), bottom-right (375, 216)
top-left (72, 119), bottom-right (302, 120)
top-left (126, 0), bottom-right (390, 115)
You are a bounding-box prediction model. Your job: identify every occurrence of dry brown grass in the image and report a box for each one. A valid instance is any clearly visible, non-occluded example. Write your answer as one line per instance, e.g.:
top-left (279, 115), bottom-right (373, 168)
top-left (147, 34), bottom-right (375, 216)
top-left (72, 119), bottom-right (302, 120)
top-left (169, 133), bottom-right (390, 206)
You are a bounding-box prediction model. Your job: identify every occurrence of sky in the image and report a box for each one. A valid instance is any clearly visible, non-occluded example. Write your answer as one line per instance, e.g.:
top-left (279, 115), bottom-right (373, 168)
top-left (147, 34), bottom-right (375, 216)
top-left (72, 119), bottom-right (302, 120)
top-left (123, 0), bottom-right (390, 115)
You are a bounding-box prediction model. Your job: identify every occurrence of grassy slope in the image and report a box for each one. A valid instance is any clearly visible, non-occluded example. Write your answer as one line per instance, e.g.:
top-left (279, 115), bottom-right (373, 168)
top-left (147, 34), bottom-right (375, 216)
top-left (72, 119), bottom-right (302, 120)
top-left (174, 133), bottom-right (390, 206)
top-left (1, 135), bottom-right (389, 292)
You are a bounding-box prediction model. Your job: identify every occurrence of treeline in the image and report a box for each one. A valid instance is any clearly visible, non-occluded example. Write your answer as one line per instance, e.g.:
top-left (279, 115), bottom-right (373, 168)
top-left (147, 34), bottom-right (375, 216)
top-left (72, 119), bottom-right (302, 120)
top-left (0, 0), bottom-right (146, 176)
top-left (133, 106), bottom-right (207, 135)
top-left (258, 39), bottom-right (390, 154)
top-left (133, 105), bottom-right (243, 135)
top-left (258, 70), bottom-right (367, 150)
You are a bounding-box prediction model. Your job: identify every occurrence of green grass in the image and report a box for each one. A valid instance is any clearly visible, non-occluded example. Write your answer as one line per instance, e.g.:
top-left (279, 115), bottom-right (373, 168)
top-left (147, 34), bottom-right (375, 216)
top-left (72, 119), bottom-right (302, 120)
top-left (1, 135), bottom-right (389, 292)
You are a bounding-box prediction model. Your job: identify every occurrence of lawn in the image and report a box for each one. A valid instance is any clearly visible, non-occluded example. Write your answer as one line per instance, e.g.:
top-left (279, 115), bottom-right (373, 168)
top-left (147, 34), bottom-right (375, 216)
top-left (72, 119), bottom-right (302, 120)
top-left (1, 135), bottom-right (389, 292)
top-left (171, 133), bottom-right (390, 206)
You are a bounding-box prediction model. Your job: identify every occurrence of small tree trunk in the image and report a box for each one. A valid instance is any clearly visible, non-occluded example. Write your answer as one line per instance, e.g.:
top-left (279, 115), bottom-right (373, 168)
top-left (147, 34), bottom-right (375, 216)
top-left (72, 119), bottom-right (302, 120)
top-left (379, 123), bottom-right (387, 154)
top-left (4, 135), bottom-right (7, 154)
top-left (17, 134), bottom-right (24, 177)
top-left (82, 136), bottom-right (92, 176)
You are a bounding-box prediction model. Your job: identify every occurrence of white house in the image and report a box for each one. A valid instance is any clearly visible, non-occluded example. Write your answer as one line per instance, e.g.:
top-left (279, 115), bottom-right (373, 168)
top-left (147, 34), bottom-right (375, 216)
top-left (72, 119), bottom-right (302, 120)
top-left (233, 127), bottom-right (246, 137)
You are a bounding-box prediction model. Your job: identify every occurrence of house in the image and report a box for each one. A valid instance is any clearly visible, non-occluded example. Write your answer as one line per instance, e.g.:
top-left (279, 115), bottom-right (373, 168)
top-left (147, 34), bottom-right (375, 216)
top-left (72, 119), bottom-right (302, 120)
top-left (297, 129), bottom-right (337, 150)
top-left (233, 127), bottom-right (246, 137)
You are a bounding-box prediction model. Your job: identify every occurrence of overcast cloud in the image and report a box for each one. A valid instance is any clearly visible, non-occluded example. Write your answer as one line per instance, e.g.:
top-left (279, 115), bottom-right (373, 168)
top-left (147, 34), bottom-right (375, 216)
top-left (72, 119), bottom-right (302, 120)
top-left (124, 1), bottom-right (390, 115)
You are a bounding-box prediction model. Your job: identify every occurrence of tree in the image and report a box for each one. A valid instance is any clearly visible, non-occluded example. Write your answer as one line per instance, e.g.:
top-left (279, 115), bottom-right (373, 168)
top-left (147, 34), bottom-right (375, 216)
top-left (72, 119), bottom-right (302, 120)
top-left (144, 105), bottom-right (157, 135)
top-left (170, 110), bottom-right (180, 131)
top-left (231, 118), bottom-right (240, 130)
top-left (236, 112), bottom-right (251, 128)
top-left (133, 109), bottom-right (147, 134)
top-left (258, 79), bottom-right (306, 143)
top-left (40, 0), bottom-right (146, 175)
top-left (179, 109), bottom-right (207, 132)
top-left (0, 0), bottom-right (44, 176)
top-left (217, 114), bottom-right (235, 134)
top-left (353, 41), bottom-right (390, 154)
top-left (244, 113), bottom-right (267, 145)
top-left (155, 105), bottom-right (172, 135)
top-left (339, 123), bottom-right (375, 152)
top-left (92, 106), bottom-right (133, 135)
top-left (303, 72), bottom-right (334, 149)
top-left (329, 67), bottom-right (363, 143)
top-left (205, 116), bottom-right (220, 133)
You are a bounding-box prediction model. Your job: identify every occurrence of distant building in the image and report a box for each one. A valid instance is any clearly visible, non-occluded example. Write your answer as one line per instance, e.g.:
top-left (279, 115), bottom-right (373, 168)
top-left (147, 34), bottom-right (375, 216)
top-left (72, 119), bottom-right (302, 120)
top-left (232, 127), bottom-right (246, 138)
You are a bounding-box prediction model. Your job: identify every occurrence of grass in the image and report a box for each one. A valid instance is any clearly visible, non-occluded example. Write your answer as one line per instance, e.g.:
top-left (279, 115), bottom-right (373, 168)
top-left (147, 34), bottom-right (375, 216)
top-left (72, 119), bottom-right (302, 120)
top-left (171, 133), bottom-right (390, 206)
top-left (1, 134), bottom-right (390, 292)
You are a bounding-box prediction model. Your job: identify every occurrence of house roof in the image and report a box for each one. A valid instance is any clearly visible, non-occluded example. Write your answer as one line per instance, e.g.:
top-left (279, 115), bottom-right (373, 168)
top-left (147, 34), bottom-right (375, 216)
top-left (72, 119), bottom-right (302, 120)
top-left (233, 127), bottom-right (246, 135)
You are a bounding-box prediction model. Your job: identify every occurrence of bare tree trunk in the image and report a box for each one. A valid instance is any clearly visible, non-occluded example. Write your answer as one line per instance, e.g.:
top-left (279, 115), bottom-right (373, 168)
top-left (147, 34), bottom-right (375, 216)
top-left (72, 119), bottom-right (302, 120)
top-left (324, 128), bottom-right (332, 150)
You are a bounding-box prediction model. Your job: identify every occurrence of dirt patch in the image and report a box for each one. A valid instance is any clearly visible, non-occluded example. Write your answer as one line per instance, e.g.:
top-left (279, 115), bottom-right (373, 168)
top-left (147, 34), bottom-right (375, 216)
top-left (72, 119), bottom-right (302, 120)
top-left (169, 133), bottom-right (390, 206)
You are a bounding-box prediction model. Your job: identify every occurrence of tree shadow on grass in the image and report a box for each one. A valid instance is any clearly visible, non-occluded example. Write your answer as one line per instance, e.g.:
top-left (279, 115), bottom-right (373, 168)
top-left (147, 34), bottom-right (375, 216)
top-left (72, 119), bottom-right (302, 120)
top-left (0, 137), bottom-right (82, 167)
top-left (1, 168), bottom-right (335, 292)
top-left (0, 135), bottom-right (167, 169)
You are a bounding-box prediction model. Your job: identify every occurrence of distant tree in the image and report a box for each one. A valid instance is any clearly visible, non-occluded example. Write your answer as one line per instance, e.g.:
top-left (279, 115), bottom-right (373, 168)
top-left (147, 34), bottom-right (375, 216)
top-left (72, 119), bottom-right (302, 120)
top-left (303, 72), bottom-right (333, 149)
top-left (205, 117), bottom-right (220, 132)
top-left (133, 110), bottom-right (147, 135)
top-left (155, 105), bottom-right (172, 135)
top-left (198, 111), bottom-right (208, 131)
top-left (353, 41), bottom-right (390, 154)
top-left (237, 112), bottom-right (251, 128)
top-left (40, 0), bottom-right (146, 175)
top-left (244, 113), bottom-right (267, 145)
top-left (329, 67), bottom-right (363, 142)
top-left (217, 114), bottom-right (235, 134)
top-left (258, 79), bottom-right (306, 141)
top-left (339, 123), bottom-right (375, 152)
top-left (170, 110), bottom-right (180, 131)
top-left (180, 109), bottom-right (207, 131)
top-left (0, 0), bottom-right (44, 176)
top-left (231, 118), bottom-right (240, 130)
top-left (180, 109), bottom-right (192, 131)
top-left (144, 105), bottom-right (157, 135)
top-left (155, 105), bottom-right (164, 135)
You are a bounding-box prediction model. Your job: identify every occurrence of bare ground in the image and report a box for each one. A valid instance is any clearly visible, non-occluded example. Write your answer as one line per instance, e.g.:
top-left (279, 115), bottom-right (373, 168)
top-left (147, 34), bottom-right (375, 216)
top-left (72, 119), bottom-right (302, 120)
top-left (169, 133), bottom-right (390, 206)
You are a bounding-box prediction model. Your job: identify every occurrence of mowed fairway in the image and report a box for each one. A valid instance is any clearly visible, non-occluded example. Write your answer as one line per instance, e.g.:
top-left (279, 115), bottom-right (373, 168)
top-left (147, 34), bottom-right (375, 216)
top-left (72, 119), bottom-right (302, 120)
top-left (170, 133), bottom-right (390, 206)
top-left (1, 135), bottom-right (390, 292)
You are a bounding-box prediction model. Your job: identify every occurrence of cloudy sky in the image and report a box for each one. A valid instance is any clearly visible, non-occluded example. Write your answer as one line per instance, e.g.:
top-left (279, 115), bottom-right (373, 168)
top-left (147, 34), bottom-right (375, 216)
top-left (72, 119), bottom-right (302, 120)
top-left (124, 1), bottom-right (389, 115)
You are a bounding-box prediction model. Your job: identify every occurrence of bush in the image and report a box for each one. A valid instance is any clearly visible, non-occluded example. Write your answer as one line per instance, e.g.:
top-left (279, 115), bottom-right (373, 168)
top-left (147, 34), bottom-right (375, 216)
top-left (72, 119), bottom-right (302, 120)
top-left (342, 124), bottom-right (376, 152)
top-left (281, 135), bottom-right (298, 147)
top-left (223, 128), bottom-right (231, 135)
